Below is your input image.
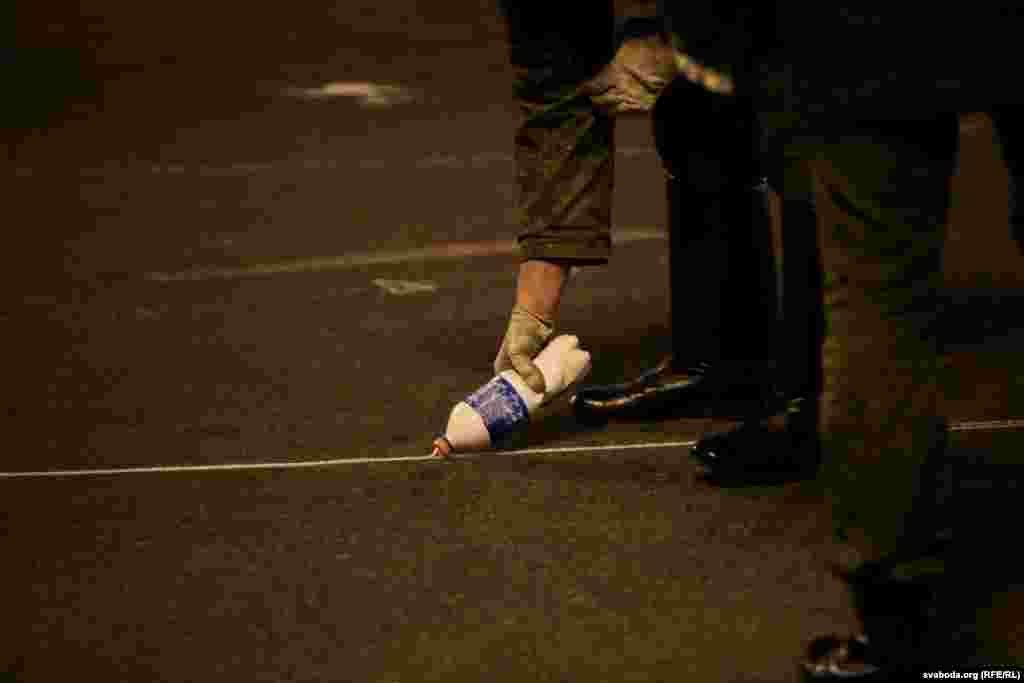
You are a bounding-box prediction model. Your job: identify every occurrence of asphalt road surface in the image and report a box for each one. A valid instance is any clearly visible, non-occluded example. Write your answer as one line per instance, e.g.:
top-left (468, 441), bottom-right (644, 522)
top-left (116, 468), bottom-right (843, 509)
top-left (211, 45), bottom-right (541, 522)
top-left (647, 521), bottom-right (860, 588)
top-left (5, 2), bottom-right (1023, 681)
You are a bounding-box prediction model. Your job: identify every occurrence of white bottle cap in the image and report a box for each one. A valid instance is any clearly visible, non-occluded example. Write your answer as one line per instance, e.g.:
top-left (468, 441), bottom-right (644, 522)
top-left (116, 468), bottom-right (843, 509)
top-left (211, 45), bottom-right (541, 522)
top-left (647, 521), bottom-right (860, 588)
top-left (443, 400), bottom-right (492, 452)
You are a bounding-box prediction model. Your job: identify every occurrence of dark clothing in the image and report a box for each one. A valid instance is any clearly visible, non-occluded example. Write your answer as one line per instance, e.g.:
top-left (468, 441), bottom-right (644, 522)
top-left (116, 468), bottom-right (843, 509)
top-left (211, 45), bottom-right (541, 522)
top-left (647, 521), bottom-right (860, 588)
top-left (497, 2), bottom-right (1024, 266)
top-left (497, 0), bottom-right (1020, 665)
top-left (661, 3), bottom-right (1024, 123)
top-left (653, 79), bottom-right (778, 366)
top-left (660, 0), bottom-right (1009, 663)
top-left (805, 117), bottom-right (958, 560)
top-left (769, 5), bottom-right (1022, 120)
top-left (497, 3), bottom-right (779, 369)
top-left (652, 0), bottom-right (965, 563)
top-left (992, 107), bottom-right (1024, 249)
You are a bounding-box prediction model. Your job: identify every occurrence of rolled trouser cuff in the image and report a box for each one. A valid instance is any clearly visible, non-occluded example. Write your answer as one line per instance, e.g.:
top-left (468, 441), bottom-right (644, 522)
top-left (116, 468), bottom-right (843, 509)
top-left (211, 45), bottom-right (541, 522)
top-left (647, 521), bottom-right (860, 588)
top-left (513, 98), bottom-right (615, 247)
top-left (517, 229), bottom-right (611, 265)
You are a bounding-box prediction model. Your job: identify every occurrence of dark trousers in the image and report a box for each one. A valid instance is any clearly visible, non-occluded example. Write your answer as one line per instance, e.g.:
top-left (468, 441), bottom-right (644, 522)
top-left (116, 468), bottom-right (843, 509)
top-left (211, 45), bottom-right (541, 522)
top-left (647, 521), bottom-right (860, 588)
top-left (991, 107), bottom-right (1024, 252)
top-left (653, 78), bottom-right (781, 371)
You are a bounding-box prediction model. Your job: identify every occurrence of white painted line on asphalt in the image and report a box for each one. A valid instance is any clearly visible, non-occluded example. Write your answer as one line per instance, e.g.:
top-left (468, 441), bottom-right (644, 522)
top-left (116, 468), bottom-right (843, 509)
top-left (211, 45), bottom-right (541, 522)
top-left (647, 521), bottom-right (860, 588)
top-left (2, 418), bottom-right (1023, 479)
top-left (0, 440), bottom-right (700, 479)
top-left (145, 228), bottom-right (667, 282)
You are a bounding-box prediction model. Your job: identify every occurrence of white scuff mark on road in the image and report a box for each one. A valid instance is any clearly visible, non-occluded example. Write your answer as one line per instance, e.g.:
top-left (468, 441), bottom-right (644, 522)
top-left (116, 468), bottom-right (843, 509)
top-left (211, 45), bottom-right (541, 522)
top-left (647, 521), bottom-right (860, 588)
top-left (372, 279), bottom-right (438, 295)
top-left (282, 81), bottom-right (419, 107)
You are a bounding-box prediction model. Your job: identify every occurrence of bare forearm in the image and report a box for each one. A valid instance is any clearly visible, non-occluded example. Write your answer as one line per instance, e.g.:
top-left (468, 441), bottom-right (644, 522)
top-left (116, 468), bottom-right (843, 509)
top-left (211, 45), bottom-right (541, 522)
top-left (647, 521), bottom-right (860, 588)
top-left (515, 259), bottom-right (572, 321)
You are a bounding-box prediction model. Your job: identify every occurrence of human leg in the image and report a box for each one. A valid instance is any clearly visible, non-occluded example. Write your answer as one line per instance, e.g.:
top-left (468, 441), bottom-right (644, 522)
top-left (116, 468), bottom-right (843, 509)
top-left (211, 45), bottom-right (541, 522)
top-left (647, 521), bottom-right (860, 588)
top-left (572, 77), bottom-right (779, 422)
top-left (689, 148), bottom-right (824, 482)
top-left (798, 116), bottom-right (961, 677)
top-left (496, 0), bottom-right (618, 264)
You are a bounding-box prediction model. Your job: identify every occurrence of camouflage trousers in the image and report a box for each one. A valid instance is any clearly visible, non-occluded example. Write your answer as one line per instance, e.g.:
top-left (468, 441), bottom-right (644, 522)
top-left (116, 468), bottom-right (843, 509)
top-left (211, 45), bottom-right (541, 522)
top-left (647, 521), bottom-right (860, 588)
top-left (496, 0), bottom-right (617, 264)
top-left (771, 117), bottom-right (960, 563)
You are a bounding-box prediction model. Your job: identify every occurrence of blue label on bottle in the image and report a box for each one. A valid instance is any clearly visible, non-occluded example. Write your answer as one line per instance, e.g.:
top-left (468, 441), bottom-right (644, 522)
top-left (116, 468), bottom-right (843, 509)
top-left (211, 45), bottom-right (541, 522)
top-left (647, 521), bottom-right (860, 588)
top-left (464, 376), bottom-right (529, 446)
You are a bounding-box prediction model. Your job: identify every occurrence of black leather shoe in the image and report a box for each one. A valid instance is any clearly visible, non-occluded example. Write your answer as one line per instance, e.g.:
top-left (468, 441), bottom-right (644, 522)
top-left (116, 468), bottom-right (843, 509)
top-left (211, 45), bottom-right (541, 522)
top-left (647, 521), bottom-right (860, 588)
top-left (691, 398), bottom-right (820, 485)
top-left (570, 355), bottom-right (775, 424)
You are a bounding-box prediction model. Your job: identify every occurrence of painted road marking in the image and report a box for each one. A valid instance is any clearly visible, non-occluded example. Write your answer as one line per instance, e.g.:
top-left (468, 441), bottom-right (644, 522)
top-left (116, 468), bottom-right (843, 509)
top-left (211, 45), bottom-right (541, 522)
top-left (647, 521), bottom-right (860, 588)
top-left (145, 228), bottom-right (667, 282)
top-left (0, 440), bottom-right (700, 478)
top-left (1, 419), bottom-right (1022, 479)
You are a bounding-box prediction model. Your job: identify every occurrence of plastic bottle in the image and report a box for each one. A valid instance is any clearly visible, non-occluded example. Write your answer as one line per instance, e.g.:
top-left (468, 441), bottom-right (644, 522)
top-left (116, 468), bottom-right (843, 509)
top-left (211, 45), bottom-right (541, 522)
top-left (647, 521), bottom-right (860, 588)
top-left (431, 335), bottom-right (591, 457)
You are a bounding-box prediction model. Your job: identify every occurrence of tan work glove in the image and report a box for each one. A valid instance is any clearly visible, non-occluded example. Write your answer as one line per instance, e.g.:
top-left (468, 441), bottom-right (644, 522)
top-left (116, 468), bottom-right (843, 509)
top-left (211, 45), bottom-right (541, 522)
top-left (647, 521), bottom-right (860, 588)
top-left (494, 305), bottom-right (555, 395)
top-left (583, 17), bottom-right (735, 116)
top-left (583, 17), bottom-right (680, 116)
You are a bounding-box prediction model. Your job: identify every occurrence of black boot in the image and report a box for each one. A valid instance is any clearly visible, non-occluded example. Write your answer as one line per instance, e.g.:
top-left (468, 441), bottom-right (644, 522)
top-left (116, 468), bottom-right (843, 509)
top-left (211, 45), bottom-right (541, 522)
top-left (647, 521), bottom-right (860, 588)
top-left (691, 394), bottom-right (820, 484)
top-left (691, 192), bottom-right (824, 484)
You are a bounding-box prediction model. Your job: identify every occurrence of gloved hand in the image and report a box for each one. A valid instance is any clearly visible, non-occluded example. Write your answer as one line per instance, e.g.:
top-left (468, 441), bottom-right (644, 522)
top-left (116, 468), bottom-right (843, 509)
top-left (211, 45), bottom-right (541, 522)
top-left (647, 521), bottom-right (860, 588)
top-left (494, 305), bottom-right (555, 395)
top-left (583, 16), bottom-right (735, 116)
top-left (583, 17), bottom-right (679, 116)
